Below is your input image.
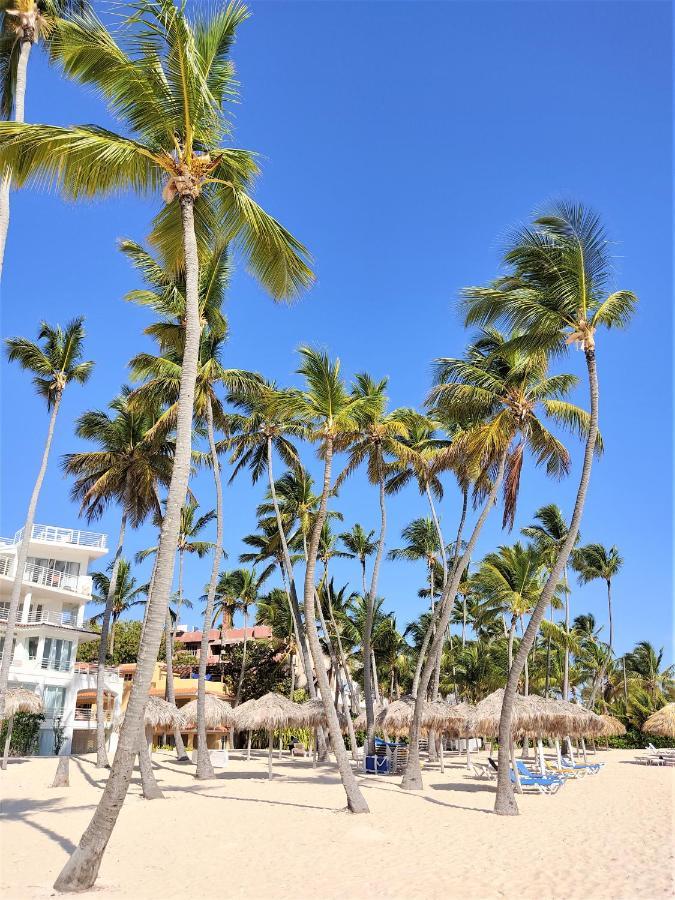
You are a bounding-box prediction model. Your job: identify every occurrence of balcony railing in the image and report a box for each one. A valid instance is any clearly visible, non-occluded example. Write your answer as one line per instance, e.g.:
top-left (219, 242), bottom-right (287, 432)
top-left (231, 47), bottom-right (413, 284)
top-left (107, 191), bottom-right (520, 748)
top-left (40, 657), bottom-right (73, 672)
top-left (74, 707), bottom-right (113, 723)
top-left (26, 609), bottom-right (80, 627)
top-left (0, 560), bottom-right (92, 596)
top-left (14, 525), bottom-right (107, 550)
top-left (73, 662), bottom-right (120, 678)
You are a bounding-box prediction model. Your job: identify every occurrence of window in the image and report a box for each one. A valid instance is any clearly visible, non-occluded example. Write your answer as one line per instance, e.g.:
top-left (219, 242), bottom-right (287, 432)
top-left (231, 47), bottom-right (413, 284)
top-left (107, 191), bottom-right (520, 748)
top-left (43, 685), bottom-right (66, 719)
top-left (27, 637), bottom-right (39, 660)
top-left (41, 638), bottom-right (73, 671)
top-left (28, 603), bottom-right (43, 623)
top-left (62, 604), bottom-right (78, 626)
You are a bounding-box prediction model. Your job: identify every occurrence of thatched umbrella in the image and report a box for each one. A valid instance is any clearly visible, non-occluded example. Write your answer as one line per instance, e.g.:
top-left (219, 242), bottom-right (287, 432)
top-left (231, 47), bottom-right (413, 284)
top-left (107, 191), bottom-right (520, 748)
top-left (599, 714), bottom-right (626, 738)
top-left (423, 701), bottom-right (474, 771)
top-left (642, 703), bottom-right (675, 740)
top-left (234, 692), bottom-right (309, 779)
top-left (180, 694), bottom-right (236, 736)
top-left (233, 698), bottom-right (257, 759)
top-left (118, 696), bottom-right (185, 799)
top-left (2, 688), bottom-right (43, 770)
top-left (354, 703), bottom-right (385, 732)
top-left (375, 696), bottom-right (420, 737)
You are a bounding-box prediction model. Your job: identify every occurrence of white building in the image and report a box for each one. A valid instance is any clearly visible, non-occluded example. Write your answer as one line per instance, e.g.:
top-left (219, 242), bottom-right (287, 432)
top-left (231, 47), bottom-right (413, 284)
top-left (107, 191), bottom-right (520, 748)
top-left (0, 523), bottom-right (122, 756)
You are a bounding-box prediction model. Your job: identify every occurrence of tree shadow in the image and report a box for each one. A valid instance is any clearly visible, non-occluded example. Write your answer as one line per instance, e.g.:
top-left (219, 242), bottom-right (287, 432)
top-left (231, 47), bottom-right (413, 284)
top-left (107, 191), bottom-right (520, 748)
top-left (166, 784), bottom-right (333, 812)
top-left (71, 756), bottom-right (108, 790)
top-left (1, 796), bottom-right (94, 854)
top-left (429, 781), bottom-right (496, 794)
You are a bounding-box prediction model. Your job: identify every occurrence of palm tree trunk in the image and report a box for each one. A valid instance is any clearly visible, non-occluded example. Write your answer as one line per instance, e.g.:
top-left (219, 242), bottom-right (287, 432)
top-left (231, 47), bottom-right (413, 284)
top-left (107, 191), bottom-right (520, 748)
top-left (138, 726), bottom-right (164, 800)
top-left (1, 715), bottom-right (14, 770)
top-left (371, 649), bottom-right (380, 704)
top-left (364, 473), bottom-right (386, 755)
top-left (324, 581), bottom-right (359, 759)
top-left (495, 345), bottom-right (599, 816)
top-left (302, 437), bottom-right (369, 813)
top-left (266, 440), bottom-right (326, 762)
top-left (588, 579), bottom-right (613, 710)
top-left (402, 450), bottom-right (507, 792)
top-left (96, 510), bottom-right (127, 768)
top-left (561, 565), bottom-right (570, 700)
top-left (109, 618), bottom-right (116, 665)
top-left (163, 608), bottom-right (188, 759)
top-left (54, 193), bottom-right (203, 892)
top-left (0, 392), bottom-right (61, 719)
top-left (507, 617), bottom-right (516, 672)
top-left (50, 754), bottom-right (70, 788)
top-left (235, 611), bottom-right (249, 706)
top-left (411, 617), bottom-right (434, 698)
top-left (195, 396), bottom-right (223, 779)
top-left (0, 38), bottom-right (31, 283)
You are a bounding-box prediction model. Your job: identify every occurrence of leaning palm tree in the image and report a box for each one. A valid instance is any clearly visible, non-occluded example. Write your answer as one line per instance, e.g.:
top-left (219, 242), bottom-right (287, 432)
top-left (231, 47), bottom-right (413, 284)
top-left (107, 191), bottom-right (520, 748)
top-left (336, 373), bottom-right (407, 753)
top-left (464, 201), bottom-right (637, 815)
top-left (572, 543), bottom-right (623, 709)
top-left (63, 388), bottom-right (173, 766)
top-left (0, 317), bottom-right (92, 719)
top-left (339, 524), bottom-right (376, 596)
top-left (296, 347), bottom-right (374, 813)
top-left (89, 559), bottom-right (146, 662)
top-left (401, 327), bottom-right (587, 791)
top-left (0, 0), bottom-right (89, 280)
top-left (1, 3), bottom-right (312, 883)
top-left (522, 503), bottom-right (578, 698)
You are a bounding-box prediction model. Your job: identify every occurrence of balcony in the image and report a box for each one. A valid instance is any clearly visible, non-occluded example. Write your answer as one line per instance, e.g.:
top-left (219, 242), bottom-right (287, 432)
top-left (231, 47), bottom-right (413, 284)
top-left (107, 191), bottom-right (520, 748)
top-left (73, 662), bottom-right (120, 678)
top-left (0, 525), bottom-right (107, 550)
top-left (74, 707), bottom-right (113, 723)
top-left (0, 559), bottom-right (92, 597)
top-left (40, 657), bottom-right (73, 673)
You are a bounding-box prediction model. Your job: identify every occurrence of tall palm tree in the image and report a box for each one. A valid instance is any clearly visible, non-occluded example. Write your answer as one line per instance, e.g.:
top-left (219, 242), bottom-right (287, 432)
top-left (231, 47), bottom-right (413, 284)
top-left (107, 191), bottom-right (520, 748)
top-left (464, 201), bottom-right (637, 815)
top-left (0, 317), bottom-right (92, 719)
top-left (522, 504), bottom-right (578, 698)
top-left (89, 559), bottom-right (146, 661)
top-left (337, 373), bottom-right (407, 752)
top-left (296, 346), bottom-right (374, 813)
top-left (138, 498), bottom-right (215, 762)
top-left (0, 0), bottom-right (88, 279)
top-left (0, 3), bottom-right (312, 887)
top-left (339, 524), bottom-right (376, 596)
top-left (572, 543), bottom-right (623, 709)
top-left (63, 388), bottom-right (172, 766)
top-left (402, 327), bottom-right (585, 791)
top-left (389, 518), bottom-right (444, 697)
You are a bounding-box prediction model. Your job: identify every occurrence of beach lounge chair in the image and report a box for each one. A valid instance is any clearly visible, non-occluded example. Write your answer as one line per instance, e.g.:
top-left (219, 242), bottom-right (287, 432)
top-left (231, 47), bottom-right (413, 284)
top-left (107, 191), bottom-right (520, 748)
top-left (291, 743), bottom-right (308, 758)
top-left (561, 756), bottom-right (602, 774)
top-left (513, 761), bottom-right (564, 795)
top-left (468, 762), bottom-right (494, 780)
top-left (545, 760), bottom-right (586, 779)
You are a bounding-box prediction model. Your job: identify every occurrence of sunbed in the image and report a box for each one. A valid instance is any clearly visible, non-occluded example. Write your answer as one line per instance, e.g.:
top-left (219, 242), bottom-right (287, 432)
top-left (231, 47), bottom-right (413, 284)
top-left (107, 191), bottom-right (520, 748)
top-left (561, 755), bottom-right (602, 774)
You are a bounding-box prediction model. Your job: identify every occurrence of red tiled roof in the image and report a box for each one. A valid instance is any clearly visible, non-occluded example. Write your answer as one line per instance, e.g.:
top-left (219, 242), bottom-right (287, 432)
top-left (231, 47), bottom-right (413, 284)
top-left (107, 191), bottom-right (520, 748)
top-left (176, 629), bottom-right (220, 644)
top-left (221, 625), bottom-right (272, 643)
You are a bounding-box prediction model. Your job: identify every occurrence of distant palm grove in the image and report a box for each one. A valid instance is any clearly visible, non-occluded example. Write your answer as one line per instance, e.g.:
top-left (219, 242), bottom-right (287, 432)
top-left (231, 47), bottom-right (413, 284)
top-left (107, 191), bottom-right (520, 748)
top-left (0, 0), bottom-right (671, 893)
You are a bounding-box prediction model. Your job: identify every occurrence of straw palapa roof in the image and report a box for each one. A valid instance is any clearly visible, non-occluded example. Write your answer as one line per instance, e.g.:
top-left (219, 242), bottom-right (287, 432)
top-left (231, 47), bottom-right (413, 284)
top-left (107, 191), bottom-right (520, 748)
top-left (234, 692), bottom-right (308, 732)
top-left (180, 694), bottom-right (235, 729)
top-left (467, 690), bottom-right (603, 738)
top-left (354, 703), bottom-right (385, 731)
top-left (642, 703), bottom-right (675, 739)
top-left (375, 696), bottom-right (421, 736)
top-left (3, 688), bottom-right (43, 718)
top-left (599, 714), bottom-right (626, 737)
top-left (422, 701), bottom-right (473, 735)
top-left (142, 697), bottom-right (184, 730)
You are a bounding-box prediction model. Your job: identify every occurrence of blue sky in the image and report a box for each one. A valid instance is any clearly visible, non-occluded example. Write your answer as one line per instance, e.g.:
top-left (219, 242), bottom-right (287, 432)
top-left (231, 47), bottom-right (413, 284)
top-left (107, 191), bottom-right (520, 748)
top-left (0, 1), bottom-right (672, 662)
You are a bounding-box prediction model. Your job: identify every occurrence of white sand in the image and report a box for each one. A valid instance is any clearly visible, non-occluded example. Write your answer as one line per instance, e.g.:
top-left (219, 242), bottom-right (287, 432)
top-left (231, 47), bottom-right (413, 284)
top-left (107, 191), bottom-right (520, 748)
top-left (1, 748), bottom-right (672, 899)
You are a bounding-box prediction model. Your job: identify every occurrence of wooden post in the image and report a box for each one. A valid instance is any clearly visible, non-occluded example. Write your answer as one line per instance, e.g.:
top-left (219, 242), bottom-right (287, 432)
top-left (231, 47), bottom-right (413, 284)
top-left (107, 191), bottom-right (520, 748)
top-left (267, 731), bottom-right (273, 780)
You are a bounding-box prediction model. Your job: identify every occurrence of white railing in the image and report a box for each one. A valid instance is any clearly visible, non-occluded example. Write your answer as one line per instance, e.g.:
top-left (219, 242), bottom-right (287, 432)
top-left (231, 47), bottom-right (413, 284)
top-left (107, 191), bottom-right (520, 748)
top-left (73, 662), bottom-right (120, 678)
top-left (25, 609), bottom-right (80, 627)
top-left (14, 525), bottom-right (107, 550)
top-left (40, 657), bottom-right (73, 672)
top-left (23, 563), bottom-right (92, 597)
top-left (0, 555), bottom-right (11, 576)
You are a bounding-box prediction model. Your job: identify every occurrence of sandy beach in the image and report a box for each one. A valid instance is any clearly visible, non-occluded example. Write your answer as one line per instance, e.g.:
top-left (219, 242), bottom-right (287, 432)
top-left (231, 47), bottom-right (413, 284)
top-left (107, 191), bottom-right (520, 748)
top-left (0, 748), bottom-right (672, 899)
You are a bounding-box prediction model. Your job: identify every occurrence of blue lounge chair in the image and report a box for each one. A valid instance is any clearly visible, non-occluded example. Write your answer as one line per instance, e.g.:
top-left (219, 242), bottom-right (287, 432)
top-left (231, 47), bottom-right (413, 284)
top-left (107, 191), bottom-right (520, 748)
top-left (561, 756), bottom-right (602, 774)
top-left (514, 760), bottom-right (564, 794)
top-left (365, 754), bottom-right (390, 775)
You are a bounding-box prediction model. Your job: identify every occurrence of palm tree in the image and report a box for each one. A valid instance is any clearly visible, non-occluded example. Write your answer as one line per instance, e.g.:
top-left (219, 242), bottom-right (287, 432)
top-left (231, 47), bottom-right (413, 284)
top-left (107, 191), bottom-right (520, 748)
top-left (256, 587), bottom-right (298, 697)
top-left (296, 346), bottom-right (373, 813)
top-left (63, 388), bottom-right (172, 766)
top-left (138, 498), bottom-right (215, 762)
top-left (572, 543), bottom-right (623, 709)
top-left (228, 567), bottom-right (273, 706)
top-left (522, 504), bottom-right (578, 698)
top-left (89, 559), bottom-right (146, 661)
top-left (0, 0), bottom-right (87, 279)
top-left (0, 3), bottom-right (312, 887)
top-left (389, 518), bottom-right (444, 697)
top-left (623, 641), bottom-right (674, 706)
top-left (464, 201), bottom-right (637, 815)
top-left (339, 524), bottom-right (376, 596)
top-left (0, 317), bottom-right (92, 720)
top-left (402, 327), bottom-right (585, 791)
top-left (337, 373), bottom-right (407, 752)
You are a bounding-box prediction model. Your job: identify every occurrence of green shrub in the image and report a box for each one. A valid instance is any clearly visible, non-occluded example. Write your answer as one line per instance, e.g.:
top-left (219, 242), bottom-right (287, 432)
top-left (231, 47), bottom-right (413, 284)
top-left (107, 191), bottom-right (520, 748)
top-left (0, 712), bottom-right (44, 756)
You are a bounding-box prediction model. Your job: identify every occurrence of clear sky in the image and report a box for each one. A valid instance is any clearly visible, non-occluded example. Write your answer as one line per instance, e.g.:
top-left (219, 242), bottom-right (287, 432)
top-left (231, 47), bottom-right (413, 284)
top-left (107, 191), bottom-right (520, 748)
top-left (0, 1), bottom-right (672, 662)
